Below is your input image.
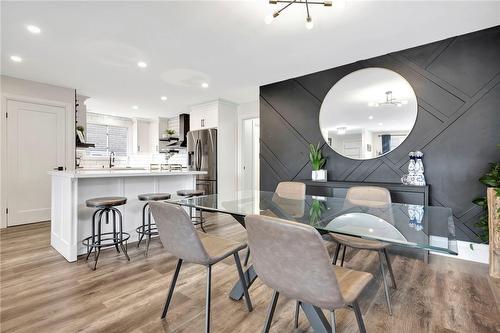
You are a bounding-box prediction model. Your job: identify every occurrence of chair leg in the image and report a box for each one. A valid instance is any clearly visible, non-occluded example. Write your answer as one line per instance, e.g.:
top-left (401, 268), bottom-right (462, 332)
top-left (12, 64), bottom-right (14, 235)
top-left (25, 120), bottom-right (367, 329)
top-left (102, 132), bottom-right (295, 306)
top-left (205, 265), bottom-right (212, 333)
top-left (351, 301), bottom-right (367, 333)
top-left (93, 210), bottom-right (104, 270)
top-left (340, 245), bottom-right (347, 267)
top-left (332, 243), bottom-right (341, 265)
top-left (330, 310), bottom-right (336, 333)
top-left (161, 259), bottom-right (183, 319)
top-left (112, 210), bottom-right (120, 253)
top-left (234, 253), bottom-right (253, 312)
top-left (262, 290), bottom-right (279, 333)
top-left (244, 247), bottom-right (251, 267)
top-left (294, 301), bottom-right (301, 328)
top-left (378, 251), bottom-right (392, 315)
top-left (383, 248), bottom-right (397, 289)
top-left (138, 202), bottom-right (148, 247)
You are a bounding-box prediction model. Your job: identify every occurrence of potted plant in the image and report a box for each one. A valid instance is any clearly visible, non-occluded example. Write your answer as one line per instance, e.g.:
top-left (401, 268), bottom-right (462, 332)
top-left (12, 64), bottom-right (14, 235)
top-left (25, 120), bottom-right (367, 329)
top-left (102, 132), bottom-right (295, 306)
top-left (163, 129), bottom-right (176, 140)
top-left (472, 144), bottom-right (500, 278)
top-left (309, 143), bottom-right (327, 182)
top-left (309, 199), bottom-right (327, 227)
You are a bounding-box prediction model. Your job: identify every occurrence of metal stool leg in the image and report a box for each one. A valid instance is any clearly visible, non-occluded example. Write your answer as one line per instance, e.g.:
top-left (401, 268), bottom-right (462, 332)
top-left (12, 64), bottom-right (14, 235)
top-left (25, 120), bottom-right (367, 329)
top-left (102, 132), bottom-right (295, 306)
top-left (198, 209), bottom-right (206, 233)
top-left (332, 243), bottom-right (341, 265)
top-left (86, 209), bottom-right (99, 261)
top-left (137, 203), bottom-right (147, 247)
top-left (111, 209), bottom-right (120, 253)
top-left (93, 209), bottom-right (105, 270)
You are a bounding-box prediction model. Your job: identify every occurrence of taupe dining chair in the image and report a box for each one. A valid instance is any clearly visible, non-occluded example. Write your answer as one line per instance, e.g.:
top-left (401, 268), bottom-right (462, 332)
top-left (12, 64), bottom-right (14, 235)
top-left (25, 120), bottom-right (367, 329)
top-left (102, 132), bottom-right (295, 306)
top-left (244, 181), bottom-right (306, 266)
top-left (149, 202), bottom-right (253, 333)
top-left (246, 214), bottom-right (373, 333)
top-left (329, 186), bottom-right (397, 315)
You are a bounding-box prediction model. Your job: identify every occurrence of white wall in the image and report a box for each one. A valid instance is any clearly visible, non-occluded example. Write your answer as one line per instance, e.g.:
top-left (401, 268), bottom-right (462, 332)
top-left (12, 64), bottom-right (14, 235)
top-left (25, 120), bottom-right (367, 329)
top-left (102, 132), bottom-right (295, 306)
top-left (1, 75), bottom-right (76, 228)
top-left (237, 100), bottom-right (259, 190)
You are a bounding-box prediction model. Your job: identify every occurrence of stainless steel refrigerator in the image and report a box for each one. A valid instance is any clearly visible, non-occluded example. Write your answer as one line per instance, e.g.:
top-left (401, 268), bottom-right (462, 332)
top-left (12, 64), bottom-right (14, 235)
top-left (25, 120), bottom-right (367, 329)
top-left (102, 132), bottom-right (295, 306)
top-left (187, 128), bottom-right (217, 195)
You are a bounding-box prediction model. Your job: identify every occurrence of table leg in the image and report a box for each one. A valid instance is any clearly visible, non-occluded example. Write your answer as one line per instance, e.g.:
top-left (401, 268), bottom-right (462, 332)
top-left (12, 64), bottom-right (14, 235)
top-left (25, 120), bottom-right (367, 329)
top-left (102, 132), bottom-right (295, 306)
top-left (229, 264), bottom-right (258, 301)
top-left (300, 303), bottom-right (332, 333)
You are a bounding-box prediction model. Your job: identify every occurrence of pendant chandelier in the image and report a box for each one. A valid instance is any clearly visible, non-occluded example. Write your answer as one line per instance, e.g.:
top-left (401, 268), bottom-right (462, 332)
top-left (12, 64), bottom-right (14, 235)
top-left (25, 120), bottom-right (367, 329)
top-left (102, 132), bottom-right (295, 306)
top-left (368, 91), bottom-right (409, 108)
top-left (265, 0), bottom-right (333, 30)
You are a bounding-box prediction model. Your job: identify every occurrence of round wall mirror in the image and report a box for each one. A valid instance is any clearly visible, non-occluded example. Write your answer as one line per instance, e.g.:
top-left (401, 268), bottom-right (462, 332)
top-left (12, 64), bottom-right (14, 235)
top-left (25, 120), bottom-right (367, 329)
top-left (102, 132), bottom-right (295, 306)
top-left (319, 68), bottom-right (418, 160)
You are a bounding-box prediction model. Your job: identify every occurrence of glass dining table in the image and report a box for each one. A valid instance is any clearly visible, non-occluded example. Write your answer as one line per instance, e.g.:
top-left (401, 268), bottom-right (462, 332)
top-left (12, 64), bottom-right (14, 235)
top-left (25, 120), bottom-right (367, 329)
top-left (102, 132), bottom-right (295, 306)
top-left (167, 190), bottom-right (457, 332)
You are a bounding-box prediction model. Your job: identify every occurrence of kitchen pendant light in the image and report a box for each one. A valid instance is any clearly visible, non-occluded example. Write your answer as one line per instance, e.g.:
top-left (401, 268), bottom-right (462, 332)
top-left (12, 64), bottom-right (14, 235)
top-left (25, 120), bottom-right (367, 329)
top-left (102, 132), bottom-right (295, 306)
top-left (266, 0), bottom-right (332, 29)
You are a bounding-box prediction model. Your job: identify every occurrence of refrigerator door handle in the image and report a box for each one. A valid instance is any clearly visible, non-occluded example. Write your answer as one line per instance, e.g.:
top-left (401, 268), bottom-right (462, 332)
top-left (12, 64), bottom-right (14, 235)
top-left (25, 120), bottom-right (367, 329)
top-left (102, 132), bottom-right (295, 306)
top-left (195, 139), bottom-right (202, 170)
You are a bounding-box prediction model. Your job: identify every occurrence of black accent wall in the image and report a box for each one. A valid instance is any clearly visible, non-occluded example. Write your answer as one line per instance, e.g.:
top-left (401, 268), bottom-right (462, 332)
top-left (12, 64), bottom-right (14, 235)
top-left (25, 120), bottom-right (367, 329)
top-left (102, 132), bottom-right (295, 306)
top-left (260, 25), bottom-right (500, 242)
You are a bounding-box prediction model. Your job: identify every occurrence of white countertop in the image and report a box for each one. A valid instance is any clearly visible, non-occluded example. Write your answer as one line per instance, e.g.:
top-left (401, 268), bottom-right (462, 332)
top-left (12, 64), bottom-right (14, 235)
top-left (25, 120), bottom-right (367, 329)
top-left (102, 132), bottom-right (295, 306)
top-left (48, 169), bottom-right (207, 179)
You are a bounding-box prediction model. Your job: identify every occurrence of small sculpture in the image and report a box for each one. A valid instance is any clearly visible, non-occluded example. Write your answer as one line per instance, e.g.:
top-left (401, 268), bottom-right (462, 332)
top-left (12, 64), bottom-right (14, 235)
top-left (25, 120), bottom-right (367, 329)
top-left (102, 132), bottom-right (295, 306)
top-left (401, 151), bottom-right (426, 186)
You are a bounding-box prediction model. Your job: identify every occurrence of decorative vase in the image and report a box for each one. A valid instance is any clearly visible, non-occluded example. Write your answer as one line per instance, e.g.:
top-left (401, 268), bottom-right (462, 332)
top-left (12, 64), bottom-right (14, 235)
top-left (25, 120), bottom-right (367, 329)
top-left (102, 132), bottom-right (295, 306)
top-left (312, 170), bottom-right (327, 182)
top-left (487, 188), bottom-right (500, 279)
top-left (401, 151), bottom-right (426, 186)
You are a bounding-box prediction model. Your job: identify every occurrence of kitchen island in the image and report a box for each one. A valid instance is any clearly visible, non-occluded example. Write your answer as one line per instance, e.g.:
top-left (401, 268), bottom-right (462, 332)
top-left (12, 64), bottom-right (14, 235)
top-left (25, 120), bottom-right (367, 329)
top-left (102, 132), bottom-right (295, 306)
top-left (48, 169), bottom-right (207, 262)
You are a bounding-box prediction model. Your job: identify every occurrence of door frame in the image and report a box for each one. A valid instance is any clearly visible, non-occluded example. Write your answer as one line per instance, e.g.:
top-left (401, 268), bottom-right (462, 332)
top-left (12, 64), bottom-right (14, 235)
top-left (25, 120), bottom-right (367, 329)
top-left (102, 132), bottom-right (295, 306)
top-left (0, 94), bottom-right (75, 228)
top-left (238, 117), bottom-right (259, 191)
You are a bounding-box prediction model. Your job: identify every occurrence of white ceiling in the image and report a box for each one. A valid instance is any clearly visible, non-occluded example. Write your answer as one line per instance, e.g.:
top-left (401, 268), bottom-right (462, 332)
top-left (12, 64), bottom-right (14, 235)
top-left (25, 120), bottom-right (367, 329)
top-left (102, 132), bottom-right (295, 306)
top-left (1, 1), bottom-right (499, 119)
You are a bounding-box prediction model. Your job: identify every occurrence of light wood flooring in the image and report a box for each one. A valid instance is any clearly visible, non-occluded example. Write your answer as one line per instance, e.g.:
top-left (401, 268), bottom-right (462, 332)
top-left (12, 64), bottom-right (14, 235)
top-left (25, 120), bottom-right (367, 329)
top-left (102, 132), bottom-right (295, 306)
top-left (1, 214), bottom-right (499, 333)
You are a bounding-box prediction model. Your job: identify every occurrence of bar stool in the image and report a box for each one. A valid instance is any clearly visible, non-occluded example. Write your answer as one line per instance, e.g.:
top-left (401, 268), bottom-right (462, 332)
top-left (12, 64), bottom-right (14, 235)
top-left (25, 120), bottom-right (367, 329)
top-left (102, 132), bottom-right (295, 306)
top-left (136, 192), bottom-right (171, 256)
top-left (176, 189), bottom-right (206, 232)
top-left (82, 196), bottom-right (130, 270)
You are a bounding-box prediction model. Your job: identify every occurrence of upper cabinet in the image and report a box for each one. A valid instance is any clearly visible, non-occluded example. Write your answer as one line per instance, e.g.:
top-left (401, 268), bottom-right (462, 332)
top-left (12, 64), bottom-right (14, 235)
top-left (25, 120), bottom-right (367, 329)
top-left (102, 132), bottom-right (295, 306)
top-left (133, 119), bottom-right (154, 154)
top-left (190, 101), bottom-right (219, 130)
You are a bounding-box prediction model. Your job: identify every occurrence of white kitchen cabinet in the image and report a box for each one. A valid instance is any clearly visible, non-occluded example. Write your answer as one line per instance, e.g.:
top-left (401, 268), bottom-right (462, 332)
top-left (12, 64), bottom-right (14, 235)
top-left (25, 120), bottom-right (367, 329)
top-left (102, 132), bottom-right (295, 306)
top-left (190, 101), bottom-right (219, 130)
top-left (133, 119), bottom-right (153, 153)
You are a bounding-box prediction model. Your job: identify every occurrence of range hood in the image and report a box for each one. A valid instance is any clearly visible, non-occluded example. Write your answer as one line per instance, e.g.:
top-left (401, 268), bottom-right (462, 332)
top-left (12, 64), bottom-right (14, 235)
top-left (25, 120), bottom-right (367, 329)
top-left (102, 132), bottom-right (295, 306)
top-left (159, 113), bottom-right (190, 151)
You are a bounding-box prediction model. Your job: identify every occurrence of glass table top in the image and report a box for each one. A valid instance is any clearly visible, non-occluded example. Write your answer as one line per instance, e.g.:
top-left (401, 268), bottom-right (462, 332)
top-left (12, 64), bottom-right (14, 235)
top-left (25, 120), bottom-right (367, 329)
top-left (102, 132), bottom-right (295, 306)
top-left (167, 191), bottom-right (458, 255)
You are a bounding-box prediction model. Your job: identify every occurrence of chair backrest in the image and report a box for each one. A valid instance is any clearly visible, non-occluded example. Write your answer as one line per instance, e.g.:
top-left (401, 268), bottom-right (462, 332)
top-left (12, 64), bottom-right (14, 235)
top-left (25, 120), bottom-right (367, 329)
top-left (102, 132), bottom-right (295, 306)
top-left (345, 186), bottom-right (394, 223)
top-left (345, 186), bottom-right (391, 206)
top-left (275, 181), bottom-right (306, 200)
top-left (149, 201), bottom-right (210, 265)
top-left (245, 214), bottom-right (345, 309)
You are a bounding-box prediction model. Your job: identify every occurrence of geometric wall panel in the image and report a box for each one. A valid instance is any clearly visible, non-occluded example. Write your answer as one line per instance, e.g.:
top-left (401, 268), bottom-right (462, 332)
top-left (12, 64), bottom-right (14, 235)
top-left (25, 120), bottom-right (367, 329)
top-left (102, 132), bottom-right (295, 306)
top-left (260, 25), bottom-right (500, 242)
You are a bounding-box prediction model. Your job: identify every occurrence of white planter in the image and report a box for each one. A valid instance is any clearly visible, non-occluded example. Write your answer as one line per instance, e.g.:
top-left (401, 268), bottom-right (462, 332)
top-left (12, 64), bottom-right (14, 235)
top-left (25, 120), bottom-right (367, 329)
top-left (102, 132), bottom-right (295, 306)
top-left (312, 169), bottom-right (327, 182)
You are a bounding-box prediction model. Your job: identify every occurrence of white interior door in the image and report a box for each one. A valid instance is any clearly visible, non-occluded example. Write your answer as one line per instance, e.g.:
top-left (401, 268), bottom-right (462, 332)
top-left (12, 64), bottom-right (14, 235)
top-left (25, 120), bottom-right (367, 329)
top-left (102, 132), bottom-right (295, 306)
top-left (6, 100), bottom-right (66, 226)
top-left (241, 118), bottom-right (259, 191)
top-left (343, 140), bottom-right (362, 159)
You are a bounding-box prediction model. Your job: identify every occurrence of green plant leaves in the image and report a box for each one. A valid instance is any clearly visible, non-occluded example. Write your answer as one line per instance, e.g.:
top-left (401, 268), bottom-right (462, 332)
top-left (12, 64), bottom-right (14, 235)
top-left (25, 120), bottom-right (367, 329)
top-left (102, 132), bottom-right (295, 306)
top-left (309, 143), bottom-right (327, 171)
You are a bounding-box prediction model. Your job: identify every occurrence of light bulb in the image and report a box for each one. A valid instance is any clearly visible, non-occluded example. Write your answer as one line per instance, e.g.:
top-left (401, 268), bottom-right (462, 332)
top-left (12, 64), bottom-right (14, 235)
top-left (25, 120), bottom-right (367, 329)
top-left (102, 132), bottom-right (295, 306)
top-left (336, 0), bottom-right (346, 9)
top-left (27, 25), bottom-right (41, 34)
top-left (10, 55), bottom-right (22, 62)
top-left (305, 17), bottom-right (314, 30)
top-left (265, 14), bottom-right (274, 25)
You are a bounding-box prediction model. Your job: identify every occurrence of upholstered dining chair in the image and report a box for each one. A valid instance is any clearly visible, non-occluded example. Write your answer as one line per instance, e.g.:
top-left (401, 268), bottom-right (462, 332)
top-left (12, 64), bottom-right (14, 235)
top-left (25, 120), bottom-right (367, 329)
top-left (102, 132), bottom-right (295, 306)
top-left (244, 181), bottom-right (306, 266)
top-left (246, 214), bottom-right (373, 333)
top-left (149, 202), bottom-right (253, 333)
top-left (329, 186), bottom-right (397, 315)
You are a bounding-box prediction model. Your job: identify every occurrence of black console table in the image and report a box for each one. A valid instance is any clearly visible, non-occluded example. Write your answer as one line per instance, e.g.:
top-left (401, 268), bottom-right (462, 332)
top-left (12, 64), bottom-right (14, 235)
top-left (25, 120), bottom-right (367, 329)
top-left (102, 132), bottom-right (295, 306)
top-left (302, 180), bottom-right (429, 206)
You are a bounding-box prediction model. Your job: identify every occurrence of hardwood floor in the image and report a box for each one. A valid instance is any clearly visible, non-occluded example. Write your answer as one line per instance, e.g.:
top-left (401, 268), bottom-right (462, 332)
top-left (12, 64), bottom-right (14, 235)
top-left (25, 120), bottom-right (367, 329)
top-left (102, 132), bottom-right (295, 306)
top-left (1, 214), bottom-right (499, 333)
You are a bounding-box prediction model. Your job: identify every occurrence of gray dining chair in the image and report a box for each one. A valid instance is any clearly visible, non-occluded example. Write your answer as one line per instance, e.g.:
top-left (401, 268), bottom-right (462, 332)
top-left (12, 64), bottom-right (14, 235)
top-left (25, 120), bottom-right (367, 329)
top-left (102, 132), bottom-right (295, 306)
top-left (246, 214), bottom-right (373, 333)
top-left (149, 202), bottom-right (253, 333)
top-left (329, 186), bottom-right (397, 315)
top-left (244, 181), bottom-right (306, 266)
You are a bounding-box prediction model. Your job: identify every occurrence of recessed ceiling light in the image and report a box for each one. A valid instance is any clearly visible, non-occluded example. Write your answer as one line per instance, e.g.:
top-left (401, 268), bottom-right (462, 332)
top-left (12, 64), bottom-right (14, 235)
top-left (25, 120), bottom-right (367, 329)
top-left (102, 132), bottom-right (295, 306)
top-left (137, 61), bottom-right (147, 68)
top-left (10, 55), bottom-right (22, 63)
top-left (161, 96), bottom-right (167, 101)
top-left (132, 105), bottom-right (139, 110)
top-left (201, 82), bottom-right (209, 89)
top-left (27, 25), bottom-right (41, 34)
top-left (368, 115), bottom-right (374, 120)
top-left (378, 122), bottom-right (383, 126)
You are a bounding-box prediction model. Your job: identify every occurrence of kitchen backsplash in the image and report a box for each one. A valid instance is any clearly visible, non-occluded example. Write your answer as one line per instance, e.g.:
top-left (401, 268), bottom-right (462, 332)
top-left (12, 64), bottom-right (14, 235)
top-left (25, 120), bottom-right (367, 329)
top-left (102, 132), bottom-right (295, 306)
top-left (76, 149), bottom-right (189, 169)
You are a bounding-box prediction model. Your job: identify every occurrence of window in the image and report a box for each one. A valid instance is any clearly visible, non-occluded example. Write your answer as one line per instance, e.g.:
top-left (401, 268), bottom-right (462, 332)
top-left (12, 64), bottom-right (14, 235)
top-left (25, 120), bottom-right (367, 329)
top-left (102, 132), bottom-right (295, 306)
top-left (87, 123), bottom-right (128, 156)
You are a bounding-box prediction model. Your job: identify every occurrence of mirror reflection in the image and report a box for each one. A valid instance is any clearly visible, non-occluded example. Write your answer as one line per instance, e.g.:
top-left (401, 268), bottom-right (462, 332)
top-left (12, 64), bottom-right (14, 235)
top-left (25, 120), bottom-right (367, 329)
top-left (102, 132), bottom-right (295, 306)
top-left (319, 68), bottom-right (418, 159)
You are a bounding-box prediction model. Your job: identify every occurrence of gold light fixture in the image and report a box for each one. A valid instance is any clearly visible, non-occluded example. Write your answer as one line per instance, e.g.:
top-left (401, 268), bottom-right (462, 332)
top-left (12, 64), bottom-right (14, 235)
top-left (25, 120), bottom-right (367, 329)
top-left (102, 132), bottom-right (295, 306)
top-left (265, 0), bottom-right (332, 29)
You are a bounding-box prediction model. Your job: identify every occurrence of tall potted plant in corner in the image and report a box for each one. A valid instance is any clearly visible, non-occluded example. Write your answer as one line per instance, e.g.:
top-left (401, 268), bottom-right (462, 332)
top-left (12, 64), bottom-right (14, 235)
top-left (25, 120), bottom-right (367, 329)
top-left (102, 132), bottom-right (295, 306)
top-left (310, 143), bottom-right (327, 182)
top-left (473, 144), bottom-right (500, 278)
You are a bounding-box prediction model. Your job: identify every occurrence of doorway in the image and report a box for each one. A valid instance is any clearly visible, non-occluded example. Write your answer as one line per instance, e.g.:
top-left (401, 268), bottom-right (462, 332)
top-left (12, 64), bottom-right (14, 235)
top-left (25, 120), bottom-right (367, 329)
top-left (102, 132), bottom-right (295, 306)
top-left (6, 99), bottom-right (67, 226)
top-left (241, 118), bottom-right (259, 191)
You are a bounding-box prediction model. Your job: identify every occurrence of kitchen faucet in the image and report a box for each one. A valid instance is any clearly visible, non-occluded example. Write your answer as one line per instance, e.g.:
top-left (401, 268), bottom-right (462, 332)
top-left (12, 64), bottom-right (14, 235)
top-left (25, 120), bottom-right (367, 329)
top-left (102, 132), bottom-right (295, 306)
top-left (109, 151), bottom-right (115, 168)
